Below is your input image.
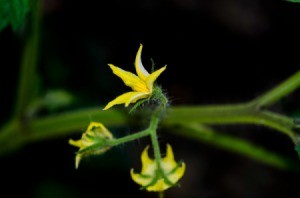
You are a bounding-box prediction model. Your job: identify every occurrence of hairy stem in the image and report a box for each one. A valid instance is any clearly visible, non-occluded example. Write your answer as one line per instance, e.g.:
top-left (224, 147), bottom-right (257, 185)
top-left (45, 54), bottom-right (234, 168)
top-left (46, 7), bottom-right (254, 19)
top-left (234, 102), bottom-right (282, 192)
top-left (149, 114), bottom-right (162, 166)
top-left (110, 129), bottom-right (150, 147)
top-left (250, 70), bottom-right (300, 109)
top-left (164, 104), bottom-right (296, 141)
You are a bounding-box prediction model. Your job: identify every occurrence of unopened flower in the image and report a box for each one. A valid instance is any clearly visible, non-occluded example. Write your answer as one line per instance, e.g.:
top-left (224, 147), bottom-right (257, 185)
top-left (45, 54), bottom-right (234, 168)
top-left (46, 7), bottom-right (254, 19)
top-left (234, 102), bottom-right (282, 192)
top-left (103, 44), bottom-right (166, 110)
top-left (69, 122), bottom-right (114, 169)
top-left (131, 144), bottom-right (185, 192)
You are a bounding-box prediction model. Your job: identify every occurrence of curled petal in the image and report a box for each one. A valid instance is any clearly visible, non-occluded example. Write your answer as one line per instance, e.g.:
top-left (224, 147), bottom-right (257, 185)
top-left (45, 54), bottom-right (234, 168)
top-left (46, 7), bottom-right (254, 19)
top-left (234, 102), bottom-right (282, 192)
top-left (125, 92), bottom-right (150, 106)
top-left (87, 122), bottom-right (113, 139)
top-left (69, 122), bottom-right (114, 169)
top-left (130, 169), bottom-right (152, 187)
top-left (141, 146), bottom-right (156, 175)
top-left (75, 154), bottom-right (82, 169)
top-left (69, 139), bottom-right (82, 148)
top-left (168, 162), bottom-right (186, 184)
top-left (135, 44), bottom-right (150, 81)
top-left (131, 144), bottom-right (186, 192)
top-left (103, 92), bottom-right (149, 110)
top-left (146, 66), bottom-right (166, 92)
top-left (104, 45), bottom-right (166, 109)
top-left (87, 122), bottom-right (105, 131)
top-left (161, 144), bottom-right (177, 172)
top-left (108, 64), bottom-right (149, 92)
top-left (146, 179), bottom-right (170, 192)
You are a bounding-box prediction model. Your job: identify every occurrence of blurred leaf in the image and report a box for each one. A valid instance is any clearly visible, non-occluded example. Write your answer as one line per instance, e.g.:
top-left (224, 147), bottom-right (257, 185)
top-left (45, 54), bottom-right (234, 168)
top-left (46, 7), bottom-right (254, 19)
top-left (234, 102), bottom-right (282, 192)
top-left (27, 90), bottom-right (74, 116)
top-left (286, 0), bottom-right (300, 2)
top-left (43, 90), bottom-right (74, 111)
top-left (0, 0), bottom-right (30, 32)
top-left (294, 135), bottom-right (300, 158)
top-left (169, 123), bottom-right (300, 172)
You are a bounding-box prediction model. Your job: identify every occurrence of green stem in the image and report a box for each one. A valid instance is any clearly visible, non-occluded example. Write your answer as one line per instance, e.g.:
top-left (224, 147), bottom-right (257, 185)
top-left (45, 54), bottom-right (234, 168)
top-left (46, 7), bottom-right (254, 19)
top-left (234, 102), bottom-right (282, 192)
top-left (159, 191), bottom-right (164, 198)
top-left (251, 70), bottom-right (300, 109)
top-left (146, 88), bottom-right (169, 166)
top-left (0, 103), bottom-right (297, 155)
top-left (1, 69), bottom-right (300, 171)
top-left (164, 104), bottom-right (296, 141)
top-left (0, 108), bottom-right (128, 155)
top-left (110, 129), bottom-right (150, 146)
top-left (14, 0), bottom-right (41, 118)
top-left (78, 129), bottom-right (150, 154)
top-left (171, 123), bottom-right (300, 172)
top-left (149, 114), bottom-right (162, 166)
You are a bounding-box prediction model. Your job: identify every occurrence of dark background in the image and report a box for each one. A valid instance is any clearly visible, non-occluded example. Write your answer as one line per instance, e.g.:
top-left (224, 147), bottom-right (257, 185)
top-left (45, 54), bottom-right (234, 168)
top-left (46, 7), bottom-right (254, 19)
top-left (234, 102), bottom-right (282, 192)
top-left (1, 0), bottom-right (300, 197)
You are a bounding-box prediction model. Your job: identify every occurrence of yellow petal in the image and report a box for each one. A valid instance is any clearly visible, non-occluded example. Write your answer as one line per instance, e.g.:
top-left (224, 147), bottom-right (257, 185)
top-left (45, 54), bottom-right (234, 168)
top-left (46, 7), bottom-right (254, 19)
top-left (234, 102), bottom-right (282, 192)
top-left (161, 144), bottom-right (177, 172)
top-left (103, 92), bottom-right (149, 110)
top-left (165, 144), bottom-right (174, 161)
top-left (168, 162), bottom-right (186, 184)
top-left (146, 66), bottom-right (166, 91)
top-left (135, 44), bottom-right (150, 81)
top-left (141, 146), bottom-right (156, 175)
top-left (87, 122), bottom-right (113, 139)
top-left (75, 154), bottom-right (82, 169)
top-left (81, 131), bottom-right (97, 147)
top-left (131, 144), bottom-right (186, 192)
top-left (130, 169), bottom-right (152, 186)
top-left (69, 139), bottom-right (82, 148)
top-left (146, 179), bottom-right (170, 192)
top-left (108, 64), bottom-right (149, 92)
top-left (87, 122), bottom-right (104, 131)
top-left (125, 92), bottom-right (150, 106)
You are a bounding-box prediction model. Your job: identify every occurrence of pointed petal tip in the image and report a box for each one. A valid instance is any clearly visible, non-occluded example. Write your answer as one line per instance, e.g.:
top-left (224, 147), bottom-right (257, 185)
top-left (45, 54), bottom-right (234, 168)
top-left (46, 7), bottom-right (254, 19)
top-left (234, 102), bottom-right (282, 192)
top-left (130, 168), bottom-right (135, 176)
top-left (143, 145), bottom-right (150, 152)
top-left (177, 162), bottom-right (186, 179)
top-left (166, 143), bottom-right (171, 148)
top-left (160, 65), bottom-right (167, 72)
top-left (102, 106), bottom-right (109, 110)
top-left (68, 139), bottom-right (74, 145)
top-left (75, 155), bottom-right (81, 169)
top-left (103, 101), bottom-right (115, 110)
top-left (124, 101), bottom-right (131, 107)
top-left (135, 44), bottom-right (149, 80)
top-left (146, 65), bottom-right (167, 91)
top-left (181, 162), bottom-right (186, 169)
top-left (166, 143), bottom-right (174, 157)
top-left (141, 145), bottom-right (152, 162)
top-left (69, 139), bottom-right (80, 147)
top-left (107, 64), bottom-right (116, 70)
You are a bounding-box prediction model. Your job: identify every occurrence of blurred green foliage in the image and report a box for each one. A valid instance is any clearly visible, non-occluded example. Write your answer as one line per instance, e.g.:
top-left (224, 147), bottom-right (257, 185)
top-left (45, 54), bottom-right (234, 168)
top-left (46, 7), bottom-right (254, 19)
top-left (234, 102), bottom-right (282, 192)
top-left (0, 0), bottom-right (30, 31)
top-left (286, 0), bottom-right (300, 2)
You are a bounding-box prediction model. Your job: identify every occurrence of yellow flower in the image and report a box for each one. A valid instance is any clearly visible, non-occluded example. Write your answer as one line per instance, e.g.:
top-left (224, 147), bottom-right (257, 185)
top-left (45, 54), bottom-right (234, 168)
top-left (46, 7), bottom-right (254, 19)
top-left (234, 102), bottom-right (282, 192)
top-left (69, 122), bottom-right (114, 169)
top-left (103, 44), bottom-right (166, 110)
top-left (130, 144), bottom-right (186, 192)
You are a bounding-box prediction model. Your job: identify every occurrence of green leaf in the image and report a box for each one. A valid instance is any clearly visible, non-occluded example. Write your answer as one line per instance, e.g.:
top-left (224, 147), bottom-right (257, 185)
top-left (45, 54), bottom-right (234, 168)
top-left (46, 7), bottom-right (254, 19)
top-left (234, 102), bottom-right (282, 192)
top-left (286, 0), bottom-right (300, 3)
top-left (27, 90), bottom-right (75, 116)
top-left (170, 123), bottom-right (300, 172)
top-left (42, 90), bottom-right (74, 111)
top-left (0, 0), bottom-right (30, 32)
